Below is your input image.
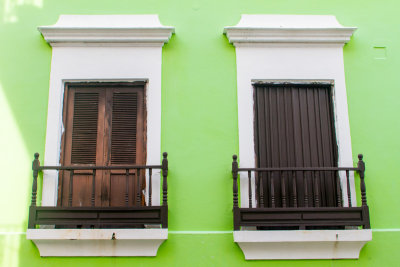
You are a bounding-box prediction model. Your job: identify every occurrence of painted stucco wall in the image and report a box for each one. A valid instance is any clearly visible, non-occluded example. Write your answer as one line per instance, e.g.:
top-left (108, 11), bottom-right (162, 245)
top-left (0, 0), bottom-right (399, 266)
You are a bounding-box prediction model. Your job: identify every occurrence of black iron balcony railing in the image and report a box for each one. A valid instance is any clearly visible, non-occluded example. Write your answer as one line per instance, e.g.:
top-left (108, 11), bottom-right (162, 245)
top-left (232, 154), bottom-right (370, 230)
top-left (28, 152), bottom-right (168, 229)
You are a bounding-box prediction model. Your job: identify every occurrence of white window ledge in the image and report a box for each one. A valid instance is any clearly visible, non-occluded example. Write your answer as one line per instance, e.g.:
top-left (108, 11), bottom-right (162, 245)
top-left (234, 230), bottom-right (372, 260)
top-left (26, 229), bottom-right (168, 257)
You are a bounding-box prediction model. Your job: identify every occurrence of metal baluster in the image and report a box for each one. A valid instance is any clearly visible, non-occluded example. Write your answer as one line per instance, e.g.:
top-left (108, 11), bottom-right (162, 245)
top-left (232, 155), bottom-right (238, 208)
top-left (335, 170), bottom-right (342, 207)
top-left (69, 170), bottom-right (74, 207)
top-left (313, 171), bottom-right (320, 207)
top-left (292, 171), bottom-right (298, 208)
top-left (136, 169), bottom-right (141, 206)
top-left (271, 171), bottom-right (275, 208)
top-left (149, 168), bottom-right (153, 206)
top-left (346, 170), bottom-right (352, 207)
top-left (259, 172), bottom-right (264, 208)
top-left (248, 171), bottom-right (252, 208)
top-left (91, 169), bottom-right (95, 207)
top-left (281, 171), bottom-right (287, 208)
top-left (31, 153), bottom-right (40, 206)
top-left (125, 169), bottom-right (129, 206)
top-left (358, 154), bottom-right (367, 206)
top-left (162, 152), bottom-right (168, 206)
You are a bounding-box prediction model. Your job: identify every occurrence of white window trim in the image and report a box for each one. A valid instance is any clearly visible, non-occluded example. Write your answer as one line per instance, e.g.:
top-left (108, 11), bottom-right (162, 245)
top-left (224, 14), bottom-right (371, 260)
top-left (27, 15), bottom-right (174, 257)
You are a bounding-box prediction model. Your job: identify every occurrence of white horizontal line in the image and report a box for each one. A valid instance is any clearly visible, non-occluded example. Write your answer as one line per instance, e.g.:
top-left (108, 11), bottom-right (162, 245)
top-left (165, 231), bottom-right (233, 234)
top-left (372, 229), bottom-right (400, 232)
top-left (0, 232), bottom-right (26, 235)
top-left (1, 229), bottom-right (399, 235)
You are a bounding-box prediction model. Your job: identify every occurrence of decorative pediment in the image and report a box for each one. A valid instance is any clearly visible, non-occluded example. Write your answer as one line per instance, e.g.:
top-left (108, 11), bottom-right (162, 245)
top-left (38, 15), bottom-right (175, 47)
top-left (224, 15), bottom-right (356, 46)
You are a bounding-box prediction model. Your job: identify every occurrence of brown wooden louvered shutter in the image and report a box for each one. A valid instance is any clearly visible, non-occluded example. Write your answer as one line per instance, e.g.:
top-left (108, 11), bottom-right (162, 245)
top-left (111, 92), bottom-right (138, 164)
top-left (70, 92), bottom-right (99, 164)
top-left (59, 83), bottom-right (146, 207)
top-left (254, 84), bottom-right (338, 208)
top-left (106, 87), bottom-right (146, 207)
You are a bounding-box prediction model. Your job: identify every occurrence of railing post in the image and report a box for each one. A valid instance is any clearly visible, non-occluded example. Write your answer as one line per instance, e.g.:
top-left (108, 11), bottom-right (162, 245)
top-left (270, 172), bottom-right (275, 208)
top-left (346, 170), bottom-right (352, 207)
top-left (248, 171), bottom-right (252, 208)
top-left (292, 171), bottom-right (298, 208)
top-left (259, 173), bottom-right (264, 208)
top-left (313, 171), bottom-right (320, 208)
top-left (162, 152), bottom-right (168, 206)
top-left (335, 170), bottom-right (342, 207)
top-left (232, 155), bottom-right (239, 208)
top-left (358, 154), bottom-right (367, 206)
top-left (31, 153), bottom-right (40, 206)
top-left (136, 169), bottom-right (141, 206)
top-left (281, 171), bottom-right (287, 208)
top-left (149, 168), bottom-right (153, 206)
top-left (304, 171), bottom-right (309, 207)
top-left (68, 170), bottom-right (74, 206)
top-left (125, 169), bottom-right (129, 207)
top-left (92, 170), bottom-right (96, 207)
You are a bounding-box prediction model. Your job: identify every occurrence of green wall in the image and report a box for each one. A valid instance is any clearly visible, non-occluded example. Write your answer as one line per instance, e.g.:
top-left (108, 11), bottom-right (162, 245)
top-left (0, 0), bottom-right (399, 266)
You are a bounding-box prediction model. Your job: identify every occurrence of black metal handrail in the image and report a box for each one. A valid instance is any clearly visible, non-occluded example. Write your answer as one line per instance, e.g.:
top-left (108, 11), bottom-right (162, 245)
top-left (232, 154), bottom-right (369, 230)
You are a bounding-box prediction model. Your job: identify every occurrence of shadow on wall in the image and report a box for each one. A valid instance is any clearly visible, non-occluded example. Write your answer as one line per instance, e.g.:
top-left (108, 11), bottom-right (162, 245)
top-left (0, 1), bottom-right (47, 267)
top-left (2, 0), bottom-right (43, 23)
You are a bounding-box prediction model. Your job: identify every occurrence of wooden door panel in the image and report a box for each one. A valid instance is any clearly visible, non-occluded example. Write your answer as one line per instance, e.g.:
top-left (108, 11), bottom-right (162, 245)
top-left (254, 84), bottom-right (338, 208)
top-left (71, 174), bottom-right (93, 207)
top-left (102, 87), bottom-right (146, 206)
top-left (58, 83), bottom-right (146, 208)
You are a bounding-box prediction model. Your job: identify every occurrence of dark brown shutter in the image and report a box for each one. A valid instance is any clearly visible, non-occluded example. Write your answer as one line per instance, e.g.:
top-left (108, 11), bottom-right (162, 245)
top-left (254, 84), bottom-right (338, 208)
top-left (111, 92), bottom-right (138, 164)
top-left (70, 92), bottom-right (99, 164)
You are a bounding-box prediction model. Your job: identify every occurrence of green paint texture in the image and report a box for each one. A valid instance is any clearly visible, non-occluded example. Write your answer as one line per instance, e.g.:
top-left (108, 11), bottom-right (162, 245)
top-left (0, 0), bottom-right (400, 265)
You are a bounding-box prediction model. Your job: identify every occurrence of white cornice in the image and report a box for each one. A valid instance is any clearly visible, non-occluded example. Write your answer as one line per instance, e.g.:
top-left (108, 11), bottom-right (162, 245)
top-left (38, 15), bottom-right (175, 47)
top-left (224, 15), bottom-right (356, 46)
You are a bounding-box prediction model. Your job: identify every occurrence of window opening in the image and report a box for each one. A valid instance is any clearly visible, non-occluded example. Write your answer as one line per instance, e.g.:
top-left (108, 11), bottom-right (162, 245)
top-left (59, 82), bottom-right (146, 208)
top-left (253, 83), bottom-right (339, 209)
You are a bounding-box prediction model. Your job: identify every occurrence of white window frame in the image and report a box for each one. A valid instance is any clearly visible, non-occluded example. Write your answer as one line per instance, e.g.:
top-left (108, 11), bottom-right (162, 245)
top-left (26, 15), bottom-right (174, 257)
top-left (224, 14), bottom-right (371, 260)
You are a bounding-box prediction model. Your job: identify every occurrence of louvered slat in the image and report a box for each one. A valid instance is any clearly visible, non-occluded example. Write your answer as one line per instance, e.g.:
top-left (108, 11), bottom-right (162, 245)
top-left (111, 92), bottom-right (138, 164)
top-left (71, 92), bottom-right (99, 164)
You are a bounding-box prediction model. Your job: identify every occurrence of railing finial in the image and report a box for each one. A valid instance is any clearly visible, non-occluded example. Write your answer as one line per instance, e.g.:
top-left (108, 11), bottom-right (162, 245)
top-left (357, 153), bottom-right (367, 206)
top-left (31, 153), bottom-right (40, 206)
top-left (162, 152), bottom-right (168, 206)
top-left (232, 154), bottom-right (239, 208)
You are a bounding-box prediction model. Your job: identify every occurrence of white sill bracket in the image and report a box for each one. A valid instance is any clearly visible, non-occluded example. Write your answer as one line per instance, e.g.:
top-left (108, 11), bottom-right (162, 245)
top-left (27, 229), bottom-right (168, 257)
top-left (234, 230), bottom-right (372, 260)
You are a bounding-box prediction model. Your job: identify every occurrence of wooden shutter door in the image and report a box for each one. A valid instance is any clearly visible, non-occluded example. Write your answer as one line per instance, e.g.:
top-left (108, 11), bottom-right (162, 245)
top-left (254, 84), bottom-right (339, 208)
top-left (59, 87), bottom-right (106, 206)
top-left (59, 83), bottom-right (146, 208)
top-left (104, 87), bottom-right (146, 207)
